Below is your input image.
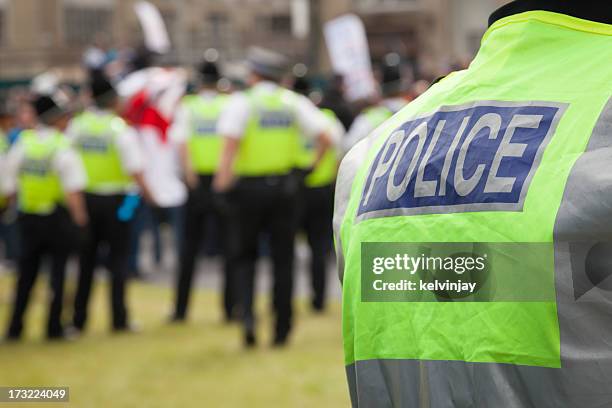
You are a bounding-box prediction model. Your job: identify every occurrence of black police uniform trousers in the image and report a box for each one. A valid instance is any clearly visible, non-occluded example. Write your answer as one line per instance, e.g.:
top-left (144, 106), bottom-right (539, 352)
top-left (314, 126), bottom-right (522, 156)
top-left (298, 183), bottom-right (334, 310)
top-left (174, 175), bottom-right (236, 320)
top-left (6, 208), bottom-right (73, 339)
top-left (227, 175), bottom-right (298, 339)
top-left (73, 194), bottom-right (130, 330)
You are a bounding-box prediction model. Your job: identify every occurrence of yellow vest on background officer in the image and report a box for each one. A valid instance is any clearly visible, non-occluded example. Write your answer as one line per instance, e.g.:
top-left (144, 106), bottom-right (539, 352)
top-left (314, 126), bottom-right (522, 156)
top-left (292, 74), bottom-right (345, 312)
top-left (169, 59), bottom-right (236, 322)
top-left (67, 74), bottom-right (152, 334)
top-left (4, 95), bottom-right (87, 341)
top-left (342, 57), bottom-right (408, 154)
top-left (0, 131), bottom-right (8, 213)
top-left (214, 47), bottom-right (332, 347)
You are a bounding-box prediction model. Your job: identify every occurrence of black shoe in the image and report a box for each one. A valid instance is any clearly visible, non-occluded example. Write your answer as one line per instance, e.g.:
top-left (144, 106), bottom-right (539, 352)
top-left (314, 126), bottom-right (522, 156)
top-left (312, 300), bottom-right (325, 313)
top-left (244, 330), bottom-right (257, 348)
top-left (4, 332), bottom-right (20, 343)
top-left (223, 309), bottom-right (240, 323)
top-left (168, 314), bottom-right (186, 324)
top-left (113, 323), bottom-right (142, 334)
top-left (47, 330), bottom-right (78, 342)
top-left (272, 332), bottom-right (289, 347)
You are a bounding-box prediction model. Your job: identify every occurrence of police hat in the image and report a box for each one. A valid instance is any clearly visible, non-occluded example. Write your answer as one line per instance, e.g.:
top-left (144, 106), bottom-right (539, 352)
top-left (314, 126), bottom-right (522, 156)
top-left (89, 75), bottom-right (116, 100)
top-left (381, 53), bottom-right (403, 96)
top-left (247, 47), bottom-right (288, 81)
top-left (199, 61), bottom-right (220, 85)
top-left (33, 95), bottom-right (64, 122)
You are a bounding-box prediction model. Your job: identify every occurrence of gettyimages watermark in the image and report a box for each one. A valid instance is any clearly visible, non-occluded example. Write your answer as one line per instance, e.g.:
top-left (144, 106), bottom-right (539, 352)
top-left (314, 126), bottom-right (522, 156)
top-left (361, 242), bottom-right (557, 302)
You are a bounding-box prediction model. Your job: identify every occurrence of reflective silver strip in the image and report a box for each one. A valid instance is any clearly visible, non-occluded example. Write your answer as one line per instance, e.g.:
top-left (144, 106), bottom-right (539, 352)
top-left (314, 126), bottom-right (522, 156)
top-left (334, 135), bottom-right (377, 282)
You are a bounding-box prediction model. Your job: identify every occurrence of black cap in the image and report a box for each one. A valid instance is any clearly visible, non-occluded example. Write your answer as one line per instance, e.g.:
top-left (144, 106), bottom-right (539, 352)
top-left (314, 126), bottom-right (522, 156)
top-left (90, 75), bottom-right (116, 99)
top-left (199, 61), bottom-right (220, 85)
top-left (32, 95), bottom-right (63, 122)
top-left (88, 74), bottom-right (117, 108)
top-left (247, 47), bottom-right (288, 81)
top-left (381, 57), bottom-right (402, 97)
top-left (292, 76), bottom-right (310, 96)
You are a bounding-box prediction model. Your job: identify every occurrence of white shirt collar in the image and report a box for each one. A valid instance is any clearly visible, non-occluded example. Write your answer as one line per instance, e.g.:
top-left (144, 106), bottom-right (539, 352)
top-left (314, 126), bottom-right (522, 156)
top-left (252, 80), bottom-right (279, 92)
top-left (198, 89), bottom-right (218, 99)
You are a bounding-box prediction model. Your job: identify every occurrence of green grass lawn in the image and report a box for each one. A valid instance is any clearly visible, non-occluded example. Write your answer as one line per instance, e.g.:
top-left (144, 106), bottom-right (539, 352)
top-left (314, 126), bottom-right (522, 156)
top-left (0, 274), bottom-right (349, 407)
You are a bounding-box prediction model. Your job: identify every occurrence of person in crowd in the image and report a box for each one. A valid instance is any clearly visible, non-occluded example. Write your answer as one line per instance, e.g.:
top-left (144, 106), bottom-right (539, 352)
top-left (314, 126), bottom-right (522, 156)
top-left (293, 75), bottom-right (345, 312)
top-left (0, 120), bottom-right (10, 264)
top-left (3, 95), bottom-right (87, 341)
top-left (341, 57), bottom-right (408, 154)
top-left (214, 47), bottom-right (332, 347)
top-left (68, 75), bottom-right (154, 334)
top-left (6, 102), bottom-right (36, 146)
top-left (118, 48), bottom-right (188, 277)
top-left (169, 58), bottom-right (236, 322)
top-left (319, 73), bottom-right (355, 131)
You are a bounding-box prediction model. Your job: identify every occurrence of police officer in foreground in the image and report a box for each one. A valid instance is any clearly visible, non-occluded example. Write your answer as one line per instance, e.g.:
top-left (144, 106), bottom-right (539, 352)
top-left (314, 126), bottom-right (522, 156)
top-left (334, 0), bottom-right (612, 406)
top-left (214, 47), bottom-right (332, 347)
top-left (170, 59), bottom-right (234, 322)
top-left (3, 95), bottom-right (87, 341)
top-left (68, 75), bottom-right (153, 333)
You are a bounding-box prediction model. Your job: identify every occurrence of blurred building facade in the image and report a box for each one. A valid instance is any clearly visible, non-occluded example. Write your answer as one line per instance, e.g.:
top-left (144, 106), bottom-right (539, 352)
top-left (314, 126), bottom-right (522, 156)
top-left (0, 0), bottom-right (506, 81)
top-left (0, 0), bottom-right (310, 80)
top-left (320, 0), bottom-right (506, 78)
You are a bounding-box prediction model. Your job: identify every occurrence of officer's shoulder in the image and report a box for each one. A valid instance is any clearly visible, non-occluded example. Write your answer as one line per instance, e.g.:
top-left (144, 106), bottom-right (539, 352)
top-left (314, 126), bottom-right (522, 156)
top-left (109, 115), bottom-right (128, 133)
top-left (278, 88), bottom-right (305, 104)
top-left (224, 91), bottom-right (250, 110)
top-left (181, 94), bottom-right (198, 104)
top-left (69, 111), bottom-right (88, 125)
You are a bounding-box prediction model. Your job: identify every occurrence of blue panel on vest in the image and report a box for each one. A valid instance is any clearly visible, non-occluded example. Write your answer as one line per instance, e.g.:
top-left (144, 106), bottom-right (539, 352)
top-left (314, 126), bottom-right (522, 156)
top-left (195, 119), bottom-right (218, 135)
top-left (357, 103), bottom-right (563, 218)
top-left (258, 110), bottom-right (293, 128)
top-left (77, 136), bottom-right (111, 153)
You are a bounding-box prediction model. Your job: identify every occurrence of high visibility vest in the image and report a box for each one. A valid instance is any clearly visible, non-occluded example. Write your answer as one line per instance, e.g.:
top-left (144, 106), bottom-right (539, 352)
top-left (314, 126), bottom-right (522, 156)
top-left (71, 111), bottom-right (132, 194)
top-left (17, 130), bottom-right (65, 215)
top-left (183, 93), bottom-right (228, 175)
top-left (363, 105), bottom-right (392, 129)
top-left (0, 134), bottom-right (8, 209)
top-left (294, 108), bottom-right (338, 188)
top-left (234, 88), bottom-right (299, 177)
top-left (337, 11), bottom-right (612, 407)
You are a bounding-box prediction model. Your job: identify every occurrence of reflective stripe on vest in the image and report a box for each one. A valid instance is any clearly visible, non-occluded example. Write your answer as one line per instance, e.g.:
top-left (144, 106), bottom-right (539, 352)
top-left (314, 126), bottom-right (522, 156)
top-left (295, 108), bottom-right (338, 187)
top-left (17, 130), bottom-right (64, 215)
top-left (184, 93), bottom-right (228, 175)
top-left (234, 88), bottom-right (299, 176)
top-left (338, 11), bottom-right (612, 407)
top-left (72, 111), bottom-right (131, 194)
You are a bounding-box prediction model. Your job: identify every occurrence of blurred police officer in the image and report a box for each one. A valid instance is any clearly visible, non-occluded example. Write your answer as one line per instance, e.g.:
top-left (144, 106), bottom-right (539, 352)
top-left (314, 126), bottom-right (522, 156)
top-left (170, 59), bottom-right (235, 322)
top-left (68, 75), bottom-right (152, 333)
top-left (293, 76), bottom-right (345, 312)
top-left (214, 47), bottom-right (331, 347)
top-left (0, 121), bottom-right (13, 266)
top-left (0, 128), bottom-right (8, 217)
top-left (3, 95), bottom-right (87, 341)
top-left (342, 57), bottom-right (407, 154)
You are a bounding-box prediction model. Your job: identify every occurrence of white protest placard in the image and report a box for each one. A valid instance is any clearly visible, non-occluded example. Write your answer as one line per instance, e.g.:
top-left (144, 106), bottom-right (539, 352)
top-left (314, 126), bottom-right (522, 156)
top-left (324, 14), bottom-right (377, 101)
top-left (134, 1), bottom-right (171, 54)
